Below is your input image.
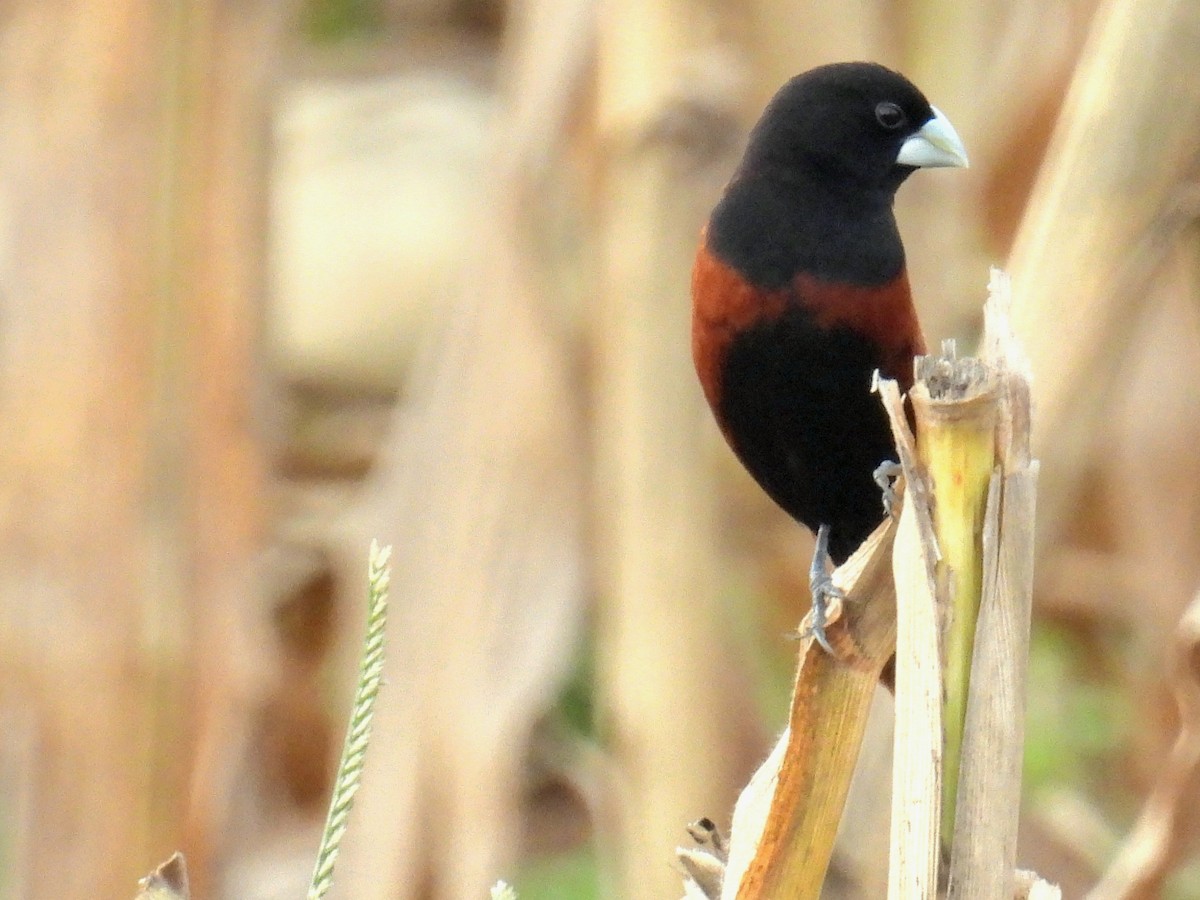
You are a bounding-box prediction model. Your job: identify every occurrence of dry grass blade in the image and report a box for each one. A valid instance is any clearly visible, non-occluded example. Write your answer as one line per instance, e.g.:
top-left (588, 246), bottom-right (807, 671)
top-left (1086, 590), bottom-right (1200, 898)
top-left (728, 516), bottom-right (898, 899)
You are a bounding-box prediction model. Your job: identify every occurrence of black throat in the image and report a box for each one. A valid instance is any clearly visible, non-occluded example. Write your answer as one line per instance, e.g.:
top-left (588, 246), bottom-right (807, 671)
top-left (706, 171), bottom-right (905, 290)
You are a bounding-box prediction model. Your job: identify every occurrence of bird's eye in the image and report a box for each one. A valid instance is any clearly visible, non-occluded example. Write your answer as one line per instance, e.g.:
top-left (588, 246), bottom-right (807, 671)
top-left (875, 102), bottom-right (905, 130)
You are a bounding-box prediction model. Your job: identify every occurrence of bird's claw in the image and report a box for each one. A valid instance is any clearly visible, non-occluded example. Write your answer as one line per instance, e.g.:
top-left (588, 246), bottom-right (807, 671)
top-left (804, 571), bottom-right (845, 655)
top-left (800, 523), bottom-right (844, 656)
top-left (873, 460), bottom-right (903, 518)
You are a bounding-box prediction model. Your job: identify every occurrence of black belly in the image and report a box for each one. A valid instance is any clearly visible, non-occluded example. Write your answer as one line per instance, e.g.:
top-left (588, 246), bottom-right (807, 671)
top-left (717, 307), bottom-right (897, 564)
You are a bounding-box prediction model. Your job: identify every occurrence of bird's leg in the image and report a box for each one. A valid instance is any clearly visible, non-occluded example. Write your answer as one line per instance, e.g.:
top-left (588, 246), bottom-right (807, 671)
top-left (804, 523), bottom-right (844, 655)
top-left (873, 460), bottom-right (903, 518)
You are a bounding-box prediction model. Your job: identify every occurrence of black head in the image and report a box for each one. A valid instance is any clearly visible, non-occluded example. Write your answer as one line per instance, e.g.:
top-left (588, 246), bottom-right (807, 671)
top-left (739, 62), bottom-right (968, 195)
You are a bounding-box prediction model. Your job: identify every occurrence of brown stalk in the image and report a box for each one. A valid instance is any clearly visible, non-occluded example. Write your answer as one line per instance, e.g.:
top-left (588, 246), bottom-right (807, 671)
top-left (730, 516), bottom-right (898, 898)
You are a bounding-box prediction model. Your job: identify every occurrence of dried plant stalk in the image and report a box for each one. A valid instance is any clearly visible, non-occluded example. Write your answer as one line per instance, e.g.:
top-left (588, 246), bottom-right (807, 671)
top-left (880, 377), bottom-right (943, 900)
top-left (0, 3), bottom-right (280, 896)
top-left (729, 517), bottom-right (898, 898)
top-left (881, 270), bottom-right (1043, 897)
top-left (593, 2), bottom-right (753, 897)
top-left (1008, 0), bottom-right (1200, 544)
top-left (947, 270), bottom-right (1038, 897)
top-left (910, 354), bottom-right (1000, 843)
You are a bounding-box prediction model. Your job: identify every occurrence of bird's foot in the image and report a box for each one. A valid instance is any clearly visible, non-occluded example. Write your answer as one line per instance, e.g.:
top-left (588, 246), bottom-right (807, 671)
top-left (805, 572), bottom-right (845, 655)
top-left (801, 523), bottom-right (844, 655)
top-left (873, 460), bottom-right (903, 518)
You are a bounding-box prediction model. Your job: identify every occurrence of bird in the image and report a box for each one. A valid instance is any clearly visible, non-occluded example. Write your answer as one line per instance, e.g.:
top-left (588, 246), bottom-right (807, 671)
top-left (691, 62), bottom-right (968, 653)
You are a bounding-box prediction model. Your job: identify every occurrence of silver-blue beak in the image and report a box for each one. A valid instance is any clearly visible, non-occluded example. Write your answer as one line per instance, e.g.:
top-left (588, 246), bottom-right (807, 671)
top-left (896, 106), bottom-right (969, 169)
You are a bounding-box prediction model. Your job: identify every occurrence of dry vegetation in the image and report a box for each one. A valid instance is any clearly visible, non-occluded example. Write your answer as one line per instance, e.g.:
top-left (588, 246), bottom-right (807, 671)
top-left (1, 0), bottom-right (1199, 898)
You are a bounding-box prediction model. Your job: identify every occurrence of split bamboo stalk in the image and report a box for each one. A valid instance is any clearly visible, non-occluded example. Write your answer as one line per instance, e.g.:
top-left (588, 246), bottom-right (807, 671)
top-left (911, 350), bottom-right (1000, 845)
top-left (880, 377), bottom-right (944, 900)
top-left (675, 516), bottom-right (897, 899)
top-left (729, 518), bottom-right (898, 898)
top-left (946, 271), bottom-right (1038, 898)
top-left (881, 271), bottom-right (1044, 898)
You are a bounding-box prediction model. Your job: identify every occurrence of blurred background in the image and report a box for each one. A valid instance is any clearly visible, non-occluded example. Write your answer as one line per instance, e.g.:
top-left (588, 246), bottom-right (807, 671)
top-left (1, 0), bottom-right (1198, 898)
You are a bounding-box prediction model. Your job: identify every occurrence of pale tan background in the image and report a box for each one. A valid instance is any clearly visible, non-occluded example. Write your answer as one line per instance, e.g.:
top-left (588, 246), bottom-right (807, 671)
top-left (1, 0), bottom-right (1198, 897)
